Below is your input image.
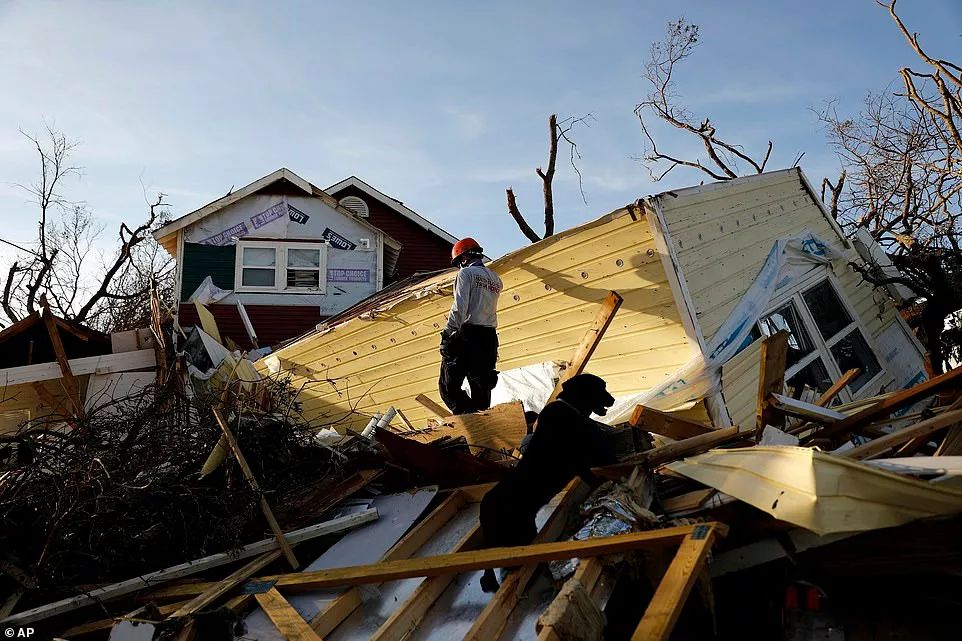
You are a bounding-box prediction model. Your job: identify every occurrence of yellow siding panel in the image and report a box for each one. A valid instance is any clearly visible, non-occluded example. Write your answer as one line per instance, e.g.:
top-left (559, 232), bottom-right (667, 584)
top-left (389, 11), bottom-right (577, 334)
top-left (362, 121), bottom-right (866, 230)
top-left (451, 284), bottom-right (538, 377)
top-left (720, 338), bottom-right (763, 429)
top-left (269, 210), bottom-right (695, 432)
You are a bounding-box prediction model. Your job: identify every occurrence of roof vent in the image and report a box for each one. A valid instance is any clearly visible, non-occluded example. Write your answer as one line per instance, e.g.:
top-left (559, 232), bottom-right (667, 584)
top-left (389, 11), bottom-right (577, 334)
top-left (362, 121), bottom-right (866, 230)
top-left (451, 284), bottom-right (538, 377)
top-left (338, 196), bottom-right (369, 218)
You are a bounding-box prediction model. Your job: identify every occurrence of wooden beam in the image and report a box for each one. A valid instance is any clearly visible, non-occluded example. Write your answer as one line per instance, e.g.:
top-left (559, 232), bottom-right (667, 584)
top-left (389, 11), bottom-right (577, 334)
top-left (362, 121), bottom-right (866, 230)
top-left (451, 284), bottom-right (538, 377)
top-left (0, 510), bottom-right (376, 627)
top-left (755, 331), bottom-right (789, 440)
top-left (369, 523), bottom-right (483, 641)
top-left (804, 365), bottom-right (962, 444)
top-left (547, 291), bottom-right (623, 404)
top-left (408, 401), bottom-right (527, 452)
top-left (212, 405), bottom-right (299, 569)
top-left (843, 408), bottom-right (962, 460)
top-left (268, 524), bottom-right (720, 592)
top-left (170, 549), bottom-right (283, 618)
top-left (769, 394), bottom-right (847, 424)
top-left (815, 368), bottom-right (860, 407)
top-left (598, 425), bottom-right (751, 478)
top-left (0, 349), bottom-right (156, 387)
top-left (253, 587), bottom-right (322, 641)
top-left (310, 491), bottom-right (468, 635)
top-left (39, 296), bottom-right (83, 419)
top-left (463, 479), bottom-right (591, 641)
top-left (630, 406), bottom-right (711, 440)
top-left (415, 394), bottom-right (451, 418)
top-left (631, 524), bottom-right (724, 641)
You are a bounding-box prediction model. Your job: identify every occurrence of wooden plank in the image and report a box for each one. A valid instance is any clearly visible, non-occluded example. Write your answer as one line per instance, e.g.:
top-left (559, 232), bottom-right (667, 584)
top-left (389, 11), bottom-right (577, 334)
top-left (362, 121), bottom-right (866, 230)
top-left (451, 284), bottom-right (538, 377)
top-left (755, 331), bottom-right (789, 440)
top-left (843, 408), bottom-right (962, 460)
top-left (0, 349), bottom-right (156, 387)
top-left (630, 405), bottom-right (712, 440)
top-left (395, 407), bottom-right (417, 431)
top-left (660, 489), bottom-right (715, 515)
top-left (769, 394), bottom-right (847, 423)
top-left (804, 365), bottom-right (962, 444)
top-left (310, 491), bottom-right (467, 635)
top-left (463, 479), bottom-right (591, 641)
top-left (59, 600), bottom-right (193, 637)
top-left (547, 290), bottom-right (624, 404)
top-left (407, 401), bottom-right (527, 452)
top-left (40, 296), bottom-right (83, 419)
top-left (415, 394), bottom-right (451, 418)
top-left (170, 549), bottom-right (283, 618)
top-left (369, 523), bottom-right (483, 641)
top-left (253, 587), bottom-right (322, 641)
top-left (211, 405), bottom-right (299, 569)
top-left (0, 510), bottom-right (376, 627)
top-left (815, 368), bottom-right (860, 407)
top-left (598, 426), bottom-right (751, 478)
top-left (268, 524), bottom-right (720, 591)
top-left (375, 428), bottom-right (506, 489)
top-left (631, 524), bottom-right (723, 641)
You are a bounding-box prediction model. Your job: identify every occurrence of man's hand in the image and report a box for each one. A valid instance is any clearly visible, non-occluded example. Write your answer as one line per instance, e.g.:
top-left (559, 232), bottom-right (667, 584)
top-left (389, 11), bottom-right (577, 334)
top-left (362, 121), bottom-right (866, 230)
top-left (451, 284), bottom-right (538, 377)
top-left (439, 329), bottom-right (459, 359)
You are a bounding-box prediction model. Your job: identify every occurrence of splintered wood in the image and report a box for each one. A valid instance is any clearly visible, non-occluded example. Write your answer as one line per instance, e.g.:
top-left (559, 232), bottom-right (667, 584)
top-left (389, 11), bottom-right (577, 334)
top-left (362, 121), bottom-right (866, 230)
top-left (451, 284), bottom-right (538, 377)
top-left (411, 401), bottom-right (527, 453)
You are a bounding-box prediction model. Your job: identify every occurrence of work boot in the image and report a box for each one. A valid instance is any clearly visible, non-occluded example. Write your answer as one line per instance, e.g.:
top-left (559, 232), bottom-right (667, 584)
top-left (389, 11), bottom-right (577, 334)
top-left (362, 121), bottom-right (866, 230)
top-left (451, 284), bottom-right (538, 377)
top-left (480, 568), bottom-right (500, 593)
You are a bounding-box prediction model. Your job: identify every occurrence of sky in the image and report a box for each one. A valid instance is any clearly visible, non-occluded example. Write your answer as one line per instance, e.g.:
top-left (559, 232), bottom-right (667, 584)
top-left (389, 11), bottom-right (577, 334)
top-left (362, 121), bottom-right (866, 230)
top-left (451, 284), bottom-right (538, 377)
top-left (0, 0), bottom-right (960, 260)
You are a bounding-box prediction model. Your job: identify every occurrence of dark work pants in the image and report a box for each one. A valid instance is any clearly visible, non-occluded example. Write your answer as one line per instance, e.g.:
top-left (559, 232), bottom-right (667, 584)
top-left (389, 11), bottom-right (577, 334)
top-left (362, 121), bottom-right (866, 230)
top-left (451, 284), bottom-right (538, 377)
top-left (438, 324), bottom-right (499, 415)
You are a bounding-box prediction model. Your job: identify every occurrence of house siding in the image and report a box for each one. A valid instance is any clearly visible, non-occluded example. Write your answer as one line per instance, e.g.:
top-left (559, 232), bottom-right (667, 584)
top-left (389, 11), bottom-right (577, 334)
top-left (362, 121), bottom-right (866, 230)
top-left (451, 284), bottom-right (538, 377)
top-left (329, 184), bottom-right (453, 281)
top-left (178, 303), bottom-right (324, 350)
top-left (180, 243), bottom-right (237, 302)
top-left (267, 209), bottom-right (694, 433)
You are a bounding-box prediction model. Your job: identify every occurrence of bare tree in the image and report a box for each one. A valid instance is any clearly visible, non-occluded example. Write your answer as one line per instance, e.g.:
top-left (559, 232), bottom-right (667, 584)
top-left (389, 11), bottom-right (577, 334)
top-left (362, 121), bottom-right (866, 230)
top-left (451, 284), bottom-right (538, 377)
top-left (817, 0), bottom-right (962, 372)
top-left (635, 19), bottom-right (780, 183)
top-left (506, 113), bottom-right (591, 243)
top-left (0, 127), bottom-right (174, 332)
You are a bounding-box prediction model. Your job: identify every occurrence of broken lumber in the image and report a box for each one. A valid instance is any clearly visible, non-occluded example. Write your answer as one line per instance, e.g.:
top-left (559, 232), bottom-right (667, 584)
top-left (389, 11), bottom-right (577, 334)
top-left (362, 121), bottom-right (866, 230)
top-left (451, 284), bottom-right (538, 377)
top-left (815, 368), bottom-right (860, 407)
top-left (0, 349), bottom-right (156, 386)
top-left (169, 549), bottom-right (283, 618)
top-left (266, 524), bottom-right (720, 591)
top-left (415, 394), bottom-right (451, 418)
top-left (755, 331), bottom-right (789, 440)
top-left (376, 427), bottom-right (506, 488)
top-left (410, 401), bottom-right (527, 452)
top-left (804, 365), bottom-right (962, 444)
top-left (0, 510), bottom-right (376, 627)
top-left (211, 405), bottom-right (299, 569)
top-left (40, 295), bottom-right (84, 419)
top-left (843, 408), bottom-right (962, 460)
top-left (598, 425), bottom-right (751, 478)
top-left (769, 394), bottom-right (847, 423)
top-left (253, 587), bottom-right (321, 641)
top-left (630, 405), bottom-right (712, 440)
top-left (547, 290), bottom-right (623, 404)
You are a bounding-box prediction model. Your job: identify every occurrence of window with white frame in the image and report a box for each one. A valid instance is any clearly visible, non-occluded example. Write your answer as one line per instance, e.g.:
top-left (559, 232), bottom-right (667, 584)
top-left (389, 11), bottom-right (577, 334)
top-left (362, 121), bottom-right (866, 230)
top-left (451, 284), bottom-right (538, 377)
top-left (235, 241), bottom-right (327, 293)
top-left (755, 276), bottom-right (882, 403)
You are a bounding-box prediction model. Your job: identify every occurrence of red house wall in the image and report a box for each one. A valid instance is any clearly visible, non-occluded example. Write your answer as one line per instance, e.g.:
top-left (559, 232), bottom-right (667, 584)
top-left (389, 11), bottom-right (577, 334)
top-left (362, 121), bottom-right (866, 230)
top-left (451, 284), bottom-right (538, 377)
top-left (329, 184), bottom-right (454, 281)
top-left (179, 303), bottom-right (324, 350)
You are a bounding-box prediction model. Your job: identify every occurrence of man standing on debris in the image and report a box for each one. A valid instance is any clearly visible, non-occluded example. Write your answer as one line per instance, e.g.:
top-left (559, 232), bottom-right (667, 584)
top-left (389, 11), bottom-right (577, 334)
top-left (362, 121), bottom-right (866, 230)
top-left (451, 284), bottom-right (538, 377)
top-left (478, 373), bottom-right (618, 592)
top-left (438, 237), bottom-right (503, 415)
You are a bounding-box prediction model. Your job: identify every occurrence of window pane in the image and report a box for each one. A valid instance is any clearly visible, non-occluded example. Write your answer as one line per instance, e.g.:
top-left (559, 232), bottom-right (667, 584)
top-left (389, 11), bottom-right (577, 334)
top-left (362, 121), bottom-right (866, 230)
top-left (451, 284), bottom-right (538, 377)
top-left (288, 248), bottom-right (320, 268)
top-left (830, 329), bottom-right (882, 392)
top-left (243, 247), bottom-right (276, 267)
top-left (802, 281), bottom-right (851, 340)
top-left (287, 269), bottom-right (320, 288)
top-left (242, 267), bottom-right (275, 287)
top-left (759, 302), bottom-right (814, 369)
top-left (786, 358), bottom-right (833, 402)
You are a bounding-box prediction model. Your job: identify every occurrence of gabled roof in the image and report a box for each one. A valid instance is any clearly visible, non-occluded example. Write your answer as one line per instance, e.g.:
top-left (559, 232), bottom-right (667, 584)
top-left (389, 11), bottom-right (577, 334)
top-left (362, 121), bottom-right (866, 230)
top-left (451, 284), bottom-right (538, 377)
top-left (326, 176), bottom-right (459, 245)
top-left (153, 168), bottom-right (399, 257)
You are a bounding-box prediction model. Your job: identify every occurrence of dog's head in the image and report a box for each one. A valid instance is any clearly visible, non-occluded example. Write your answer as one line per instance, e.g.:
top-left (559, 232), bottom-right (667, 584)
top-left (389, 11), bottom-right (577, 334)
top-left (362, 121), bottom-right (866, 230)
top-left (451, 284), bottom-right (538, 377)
top-left (559, 373), bottom-right (615, 416)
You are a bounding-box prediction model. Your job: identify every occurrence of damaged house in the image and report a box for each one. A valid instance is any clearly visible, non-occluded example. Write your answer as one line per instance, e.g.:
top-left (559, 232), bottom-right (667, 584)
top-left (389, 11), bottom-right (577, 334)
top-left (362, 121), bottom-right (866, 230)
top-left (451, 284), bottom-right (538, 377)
top-left (268, 167), bottom-right (926, 432)
top-left (152, 169), bottom-right (458, 348)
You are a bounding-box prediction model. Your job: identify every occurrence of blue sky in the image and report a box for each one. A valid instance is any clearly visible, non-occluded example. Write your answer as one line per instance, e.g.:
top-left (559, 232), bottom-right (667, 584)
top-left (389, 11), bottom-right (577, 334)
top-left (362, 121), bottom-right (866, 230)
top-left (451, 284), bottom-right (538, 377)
top-left (0, 0), bottom-right (959, 259)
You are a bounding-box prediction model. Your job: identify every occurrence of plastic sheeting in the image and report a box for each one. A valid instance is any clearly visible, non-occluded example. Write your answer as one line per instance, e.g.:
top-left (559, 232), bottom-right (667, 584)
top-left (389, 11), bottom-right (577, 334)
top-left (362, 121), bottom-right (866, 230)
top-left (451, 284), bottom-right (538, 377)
top-left (487, 361), bottom-right (563, 413)
top-left (603, 230), bottom-right (846, 425)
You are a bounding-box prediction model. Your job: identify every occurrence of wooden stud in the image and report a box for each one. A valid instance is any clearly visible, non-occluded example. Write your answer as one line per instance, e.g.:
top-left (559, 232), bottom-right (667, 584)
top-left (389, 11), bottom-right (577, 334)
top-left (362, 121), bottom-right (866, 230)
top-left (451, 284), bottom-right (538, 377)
top-left (804, 365), bottom-right (962, 444)
top-left (768, 394), bottom-right (847, 424)
top-left (415, 394), bottom-right (451, 418)
top-left (369, 523), bottom-right (483, 641)
top-left (843, 408), bottom-right (962, 460)
top-left (211, 405), bottom-right (300, 569)
top-left (395, 407), bottom-right (417, 431)
top-left (755, 330), bottom-right (789, 441)
top-left (267, 524), bottom-right (721, 591)
top-left (815, 368), bottom-right (860, 407)
top-left (597, 426), bottom-right (751, 478)
top-left (254, 587), bottom-right (322, 641)
top-left (547, 291), bottom-right (624, 404)
top-left (310, 491), bottom-right (467, 635)
top-left (39, 295), bottom-right (84, 419)
top-left (170, 549), bottom-right (283, 618)
top-left (631, 524), bottom-right (724, 641)
top-left (463, 479), bottom-right (591, 641)
top-left (630, 405), bottom-right (711, 440)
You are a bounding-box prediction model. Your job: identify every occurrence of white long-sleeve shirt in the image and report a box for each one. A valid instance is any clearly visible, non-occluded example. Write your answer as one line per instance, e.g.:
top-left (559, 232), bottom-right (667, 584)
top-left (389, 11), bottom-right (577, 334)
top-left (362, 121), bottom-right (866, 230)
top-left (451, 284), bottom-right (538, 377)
top-left (445, 259), bottom-right (502, 333)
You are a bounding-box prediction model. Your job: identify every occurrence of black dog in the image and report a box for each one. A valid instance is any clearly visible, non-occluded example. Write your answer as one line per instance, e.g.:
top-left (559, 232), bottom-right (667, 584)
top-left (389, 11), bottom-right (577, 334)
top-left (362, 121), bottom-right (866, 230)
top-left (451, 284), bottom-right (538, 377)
top-left (478, 373), bottom-right (618, 592)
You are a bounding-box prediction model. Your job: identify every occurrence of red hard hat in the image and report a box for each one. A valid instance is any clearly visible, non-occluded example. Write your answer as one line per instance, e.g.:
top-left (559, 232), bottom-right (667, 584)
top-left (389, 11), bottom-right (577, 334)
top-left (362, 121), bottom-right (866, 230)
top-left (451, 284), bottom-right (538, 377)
top-left (451, 237), bottom-right (482, 265)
